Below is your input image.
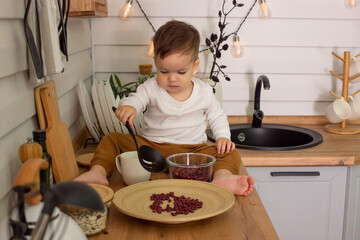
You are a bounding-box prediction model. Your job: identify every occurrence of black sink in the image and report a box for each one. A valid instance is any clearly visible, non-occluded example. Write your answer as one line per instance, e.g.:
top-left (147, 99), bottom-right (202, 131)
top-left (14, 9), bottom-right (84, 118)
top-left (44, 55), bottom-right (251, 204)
top-left (207, 124), bottom-right (323, 151)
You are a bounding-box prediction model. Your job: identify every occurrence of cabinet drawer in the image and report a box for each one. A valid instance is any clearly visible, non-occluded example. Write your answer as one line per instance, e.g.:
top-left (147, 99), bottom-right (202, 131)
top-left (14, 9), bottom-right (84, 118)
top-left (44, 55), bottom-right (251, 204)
top-left (247, 166), bottom-right (345, 182)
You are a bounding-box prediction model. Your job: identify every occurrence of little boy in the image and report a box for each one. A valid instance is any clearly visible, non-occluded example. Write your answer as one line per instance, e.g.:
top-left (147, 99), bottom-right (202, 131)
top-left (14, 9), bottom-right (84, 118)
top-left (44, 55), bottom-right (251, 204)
top-left (75, 20), bottom-right (254, 196)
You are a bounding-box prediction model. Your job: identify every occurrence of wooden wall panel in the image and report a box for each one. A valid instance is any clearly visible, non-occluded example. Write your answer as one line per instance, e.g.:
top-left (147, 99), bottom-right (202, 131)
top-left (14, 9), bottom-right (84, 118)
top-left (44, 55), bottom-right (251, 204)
top-left (58, 87), bottom-right (82, 129)
top-left (108, 0), bottom-right (360, 19)
top-left (67, 18), bottom-right (92, 54)
top-left (0, 72), bottom-right (36, 139)
top-left (95, 72), bottom-right (359, 116)
top-left (94, 45), bottom-right (360, 75)
top-left (0, 20), bottom-right (27, 79)
top-left (93, 0), bottom-right (360, 116)
top-left (0, 0), bottom-right (25, 19)
top-left (51, 50), bottom-right (93, 98)
top-left (0, 118), bottom-right (38, 216)
top-left (95, 73), bottom-right (339, 102)
top-left (0, 50), bottom-right (92, 139)
top-left (93, 17), bottom-right (360, 48)
top-left (223, 101), bottom-right (331, 116)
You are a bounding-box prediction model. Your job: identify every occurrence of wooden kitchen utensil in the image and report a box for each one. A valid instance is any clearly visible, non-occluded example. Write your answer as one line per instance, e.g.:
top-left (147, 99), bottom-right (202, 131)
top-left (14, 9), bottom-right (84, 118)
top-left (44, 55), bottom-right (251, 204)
top-left (326, 51), bottom-right (360, 134)
top-left (34, 80), bottom-right (59, 129)
top-left (40, 87), bottom-right (79, 182)
top-left (124, 120), bottom-right (166, 173)
top-left (13, 158), bottom-right (49, 206)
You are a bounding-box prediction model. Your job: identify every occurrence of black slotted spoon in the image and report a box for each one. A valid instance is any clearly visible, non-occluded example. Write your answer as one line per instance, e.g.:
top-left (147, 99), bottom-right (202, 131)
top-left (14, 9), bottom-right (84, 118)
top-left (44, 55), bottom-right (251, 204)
top-left (112, 107), bottom-right (166, 173)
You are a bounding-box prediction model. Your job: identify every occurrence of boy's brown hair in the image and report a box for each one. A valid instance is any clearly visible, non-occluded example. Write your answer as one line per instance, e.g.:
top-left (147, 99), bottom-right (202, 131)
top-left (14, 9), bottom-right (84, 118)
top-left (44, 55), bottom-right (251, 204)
top-left (153, 20), bottom-right (200, 62)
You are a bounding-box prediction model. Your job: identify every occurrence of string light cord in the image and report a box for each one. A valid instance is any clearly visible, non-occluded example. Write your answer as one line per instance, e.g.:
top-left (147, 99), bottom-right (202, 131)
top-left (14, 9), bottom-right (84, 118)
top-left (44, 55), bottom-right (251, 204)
top-left (229, 0), bottom-right (257, 36)
top-left (133, 0), bottom-right (255, 53)
top-left (135, 0), bottom-right (157, 33)
top-left (131, 0), bottom-right (263, 86)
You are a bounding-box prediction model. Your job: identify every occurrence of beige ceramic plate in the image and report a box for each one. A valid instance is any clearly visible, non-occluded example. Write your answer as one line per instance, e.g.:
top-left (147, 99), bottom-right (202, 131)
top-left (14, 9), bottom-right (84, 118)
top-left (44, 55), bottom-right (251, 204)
top-left (76, 153), bottom-right (94, 166)
top-left (88, 183), bottom-right (114, 204)
top-left (113, 179), bottom-right (235, 224)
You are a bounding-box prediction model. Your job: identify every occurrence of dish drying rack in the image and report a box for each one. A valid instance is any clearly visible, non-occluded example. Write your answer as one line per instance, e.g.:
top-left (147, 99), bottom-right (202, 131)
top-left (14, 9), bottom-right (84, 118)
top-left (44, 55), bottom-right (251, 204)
top-left (325, 51), bottom-right (360, 134)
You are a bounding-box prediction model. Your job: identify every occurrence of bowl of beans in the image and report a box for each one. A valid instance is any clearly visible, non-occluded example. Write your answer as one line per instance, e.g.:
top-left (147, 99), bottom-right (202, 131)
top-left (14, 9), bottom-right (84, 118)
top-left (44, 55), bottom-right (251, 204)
top-left (166, 153), bottom-right (216, 182)
top-left (66, 184), bottom-right (113, 236)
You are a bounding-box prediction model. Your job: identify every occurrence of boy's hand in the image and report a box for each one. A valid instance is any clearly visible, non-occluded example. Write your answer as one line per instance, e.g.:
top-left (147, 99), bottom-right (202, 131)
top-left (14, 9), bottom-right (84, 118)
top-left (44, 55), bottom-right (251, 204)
top-left (114, 105), bottom-right (137, 126)
top-left (216, 138), bottom-right (235, 154)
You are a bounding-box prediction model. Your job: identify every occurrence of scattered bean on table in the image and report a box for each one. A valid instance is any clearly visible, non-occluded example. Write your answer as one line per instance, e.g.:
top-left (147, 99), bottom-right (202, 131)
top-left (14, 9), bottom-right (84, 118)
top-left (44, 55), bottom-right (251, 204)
top-left (149, 192), bottom-right (203, 216)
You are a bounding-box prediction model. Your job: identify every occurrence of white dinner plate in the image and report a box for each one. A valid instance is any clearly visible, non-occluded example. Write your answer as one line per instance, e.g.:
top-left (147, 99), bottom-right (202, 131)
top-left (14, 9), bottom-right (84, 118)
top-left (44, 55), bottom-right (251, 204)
top-left (80, 80), bottom-right (101, 140)
top-left (96, 79), bottom-right (116, 132)
top-left (77, 80), bottom-right (101, 142)
top-left (103, 79), bottom-right (124, 133)
top-left (92, 80), bottom-right (109, 135)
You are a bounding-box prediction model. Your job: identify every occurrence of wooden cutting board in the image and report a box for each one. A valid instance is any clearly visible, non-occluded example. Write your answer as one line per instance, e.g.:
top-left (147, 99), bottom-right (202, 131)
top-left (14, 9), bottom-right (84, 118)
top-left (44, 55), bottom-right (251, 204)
top-left (34, 80), bottom-right (59, 129)
top-left (40, 87), bottom-right (79, 182)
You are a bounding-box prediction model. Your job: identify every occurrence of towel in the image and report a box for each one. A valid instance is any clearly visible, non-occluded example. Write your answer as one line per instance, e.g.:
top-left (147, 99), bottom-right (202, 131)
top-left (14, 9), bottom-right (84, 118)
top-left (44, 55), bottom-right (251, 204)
top-left (24, 0), bottom-right (66, 84)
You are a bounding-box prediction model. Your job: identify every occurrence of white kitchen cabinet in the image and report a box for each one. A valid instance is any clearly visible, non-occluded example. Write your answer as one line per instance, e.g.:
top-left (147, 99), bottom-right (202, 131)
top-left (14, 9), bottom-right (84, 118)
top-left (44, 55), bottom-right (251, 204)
top-left (343, 164), bottom-right (360, 240)
top-left (247, 166), bottom-right (347, 240)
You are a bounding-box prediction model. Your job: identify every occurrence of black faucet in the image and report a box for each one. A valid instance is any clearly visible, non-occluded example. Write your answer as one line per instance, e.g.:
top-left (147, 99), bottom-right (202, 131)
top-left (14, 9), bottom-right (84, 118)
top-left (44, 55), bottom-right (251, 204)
top-left (252, 75), bottom-right (270, 128)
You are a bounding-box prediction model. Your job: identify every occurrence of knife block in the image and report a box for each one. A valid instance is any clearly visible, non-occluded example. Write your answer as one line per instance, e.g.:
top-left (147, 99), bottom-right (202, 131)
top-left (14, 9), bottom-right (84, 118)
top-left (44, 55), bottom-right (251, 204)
top-left (325, 51), bottom-right (360, 134)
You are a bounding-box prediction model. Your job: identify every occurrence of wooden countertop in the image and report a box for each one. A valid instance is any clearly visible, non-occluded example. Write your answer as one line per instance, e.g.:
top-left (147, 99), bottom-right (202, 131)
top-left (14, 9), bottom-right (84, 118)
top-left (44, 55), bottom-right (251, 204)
top-left (75, 117), bottom-right (360, 168)
top-left (238, 124), bottom-right (360, 167)
top-left (86, 164), bottom-right (279, 240)
top-left (76, 118), bottom-right (359, 240)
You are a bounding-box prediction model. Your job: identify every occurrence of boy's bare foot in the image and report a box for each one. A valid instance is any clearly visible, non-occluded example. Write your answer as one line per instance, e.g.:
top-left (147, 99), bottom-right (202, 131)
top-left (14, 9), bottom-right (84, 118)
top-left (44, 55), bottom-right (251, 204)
top-left (212, 170), bottom-right (255, 196)
top-left (74, 165), bottom-right (109, 186)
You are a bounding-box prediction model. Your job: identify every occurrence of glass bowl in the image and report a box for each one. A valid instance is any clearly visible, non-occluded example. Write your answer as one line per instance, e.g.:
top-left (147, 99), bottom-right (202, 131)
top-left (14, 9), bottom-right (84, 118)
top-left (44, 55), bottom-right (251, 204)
top-left (166, 153), bottom-right (216, 182)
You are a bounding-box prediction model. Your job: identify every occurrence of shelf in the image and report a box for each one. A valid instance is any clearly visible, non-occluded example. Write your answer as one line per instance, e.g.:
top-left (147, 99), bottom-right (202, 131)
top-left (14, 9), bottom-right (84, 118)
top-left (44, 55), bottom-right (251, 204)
top-left (69, 0), bottom-right (108, 17)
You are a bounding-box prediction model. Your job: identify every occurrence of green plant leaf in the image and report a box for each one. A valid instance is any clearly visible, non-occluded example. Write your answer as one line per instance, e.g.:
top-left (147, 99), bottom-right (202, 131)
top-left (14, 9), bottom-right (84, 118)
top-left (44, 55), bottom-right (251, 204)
top-left (109, 72), bottom-right (154, 99)
top-left (109, 76), bottom-right (117, 98)
top-left (121, 82), bottom-right (136, 89)
top-left (114, 74), bottom-right (121, 87)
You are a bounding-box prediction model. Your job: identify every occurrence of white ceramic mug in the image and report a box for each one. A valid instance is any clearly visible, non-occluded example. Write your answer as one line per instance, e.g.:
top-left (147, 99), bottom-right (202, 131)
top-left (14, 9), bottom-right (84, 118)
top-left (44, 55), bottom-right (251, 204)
top-left (115, 151), bottom-right (151, 185)
top-left (325, 97), bottom-right (352, 123)
top-left (349, 57), bottom-right (360, 82)
top-left (347, 95), bottom-right (360, 121)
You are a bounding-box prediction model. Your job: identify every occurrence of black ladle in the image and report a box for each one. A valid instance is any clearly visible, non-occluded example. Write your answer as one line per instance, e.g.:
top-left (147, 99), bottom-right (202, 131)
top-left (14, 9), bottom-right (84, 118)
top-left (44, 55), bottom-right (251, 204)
top-left (112, 107), bottom-right (166, 173)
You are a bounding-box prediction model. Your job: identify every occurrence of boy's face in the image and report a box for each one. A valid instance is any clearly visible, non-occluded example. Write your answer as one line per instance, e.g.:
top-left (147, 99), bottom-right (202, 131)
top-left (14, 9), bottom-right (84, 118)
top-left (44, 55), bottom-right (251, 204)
top-left (154, 52), bottom-right (200, 100)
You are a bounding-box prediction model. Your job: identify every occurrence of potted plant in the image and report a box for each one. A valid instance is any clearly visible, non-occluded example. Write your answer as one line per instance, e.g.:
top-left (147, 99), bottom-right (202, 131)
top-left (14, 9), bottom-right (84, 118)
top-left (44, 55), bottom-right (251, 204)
top-left (109, 72), bottom-right (154, 99)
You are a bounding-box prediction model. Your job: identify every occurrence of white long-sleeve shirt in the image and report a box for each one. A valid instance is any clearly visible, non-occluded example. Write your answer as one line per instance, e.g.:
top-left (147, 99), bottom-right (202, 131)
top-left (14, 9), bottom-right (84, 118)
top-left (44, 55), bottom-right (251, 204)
top-left (119, 77), bottom-right (230, 144)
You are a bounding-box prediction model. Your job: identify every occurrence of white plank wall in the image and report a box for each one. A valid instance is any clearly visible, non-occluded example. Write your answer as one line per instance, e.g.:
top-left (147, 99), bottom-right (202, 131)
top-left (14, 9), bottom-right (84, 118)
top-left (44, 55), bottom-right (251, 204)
top-left (0, 0), bottom-right (92, 228)
top-left (93, 0), bottom-right (360, 115)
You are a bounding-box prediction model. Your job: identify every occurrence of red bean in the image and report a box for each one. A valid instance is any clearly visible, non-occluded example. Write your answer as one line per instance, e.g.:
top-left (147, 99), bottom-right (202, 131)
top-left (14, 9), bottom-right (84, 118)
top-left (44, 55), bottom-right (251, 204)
top-left (149, 192), bottom-right (203, 216)
top-left (171, 167), bottom-right (211, 182)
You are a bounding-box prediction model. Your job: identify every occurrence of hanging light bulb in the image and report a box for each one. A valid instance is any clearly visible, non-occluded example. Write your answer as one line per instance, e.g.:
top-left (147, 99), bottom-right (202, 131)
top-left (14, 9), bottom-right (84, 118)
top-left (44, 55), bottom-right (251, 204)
top-left (230, 35), bottom-right (244, 58)
top-left (258, 0), bottom-right (271, 20)
top-left (145, 40), bottom-right (154, 58)
top-left (344, 0), bottom-right (359, 8)
top-left (122, 0), bottom-right (133, 20)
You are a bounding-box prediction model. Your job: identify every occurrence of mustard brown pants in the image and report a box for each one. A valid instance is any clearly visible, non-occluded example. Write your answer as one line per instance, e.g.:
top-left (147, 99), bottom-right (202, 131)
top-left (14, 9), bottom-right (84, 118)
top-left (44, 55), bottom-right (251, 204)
top-left (91, 132), bottom-right (241, 178)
